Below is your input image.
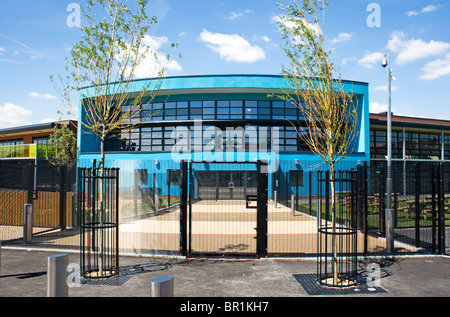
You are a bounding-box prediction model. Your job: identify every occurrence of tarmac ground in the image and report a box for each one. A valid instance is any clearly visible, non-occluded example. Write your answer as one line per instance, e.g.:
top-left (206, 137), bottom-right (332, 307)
top-left (0, 247), bottom-right (449, 304)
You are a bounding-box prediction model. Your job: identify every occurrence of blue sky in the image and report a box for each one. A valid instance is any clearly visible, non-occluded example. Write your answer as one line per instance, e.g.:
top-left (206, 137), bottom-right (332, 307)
top-left (0, 0), bottom-right (449, 129)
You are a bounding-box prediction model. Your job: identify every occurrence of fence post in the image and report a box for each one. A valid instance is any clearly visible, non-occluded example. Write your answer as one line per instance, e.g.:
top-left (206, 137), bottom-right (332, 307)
top-left (363, 162), bottom-right (368, 256)
top-left (179, 161), bottom-right (188, 257)
top-left (291, 194), bottom-right (295, 216)
top-left (59, 165), bottom-right (67, 230)
top-left (256, 160), bottom-right (268, 258)
top-left (308, 171), bottom-right (312, 215)
top-left (23, 204), bottom-right (33, 244)
top-left (414, 163), bottom-right (421, 248)
top-left (431, 163), bottom-right (437, 254)
top-left (47, 254), bottom-right (68, 297)
top-left (378, 166), bottom-right (386, 237)
top-left (437, 163), bottom-right (446, 254)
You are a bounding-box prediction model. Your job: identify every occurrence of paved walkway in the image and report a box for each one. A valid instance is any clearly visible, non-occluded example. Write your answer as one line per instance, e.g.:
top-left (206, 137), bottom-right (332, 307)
top-left (0, 247), bottom-right (449, 300)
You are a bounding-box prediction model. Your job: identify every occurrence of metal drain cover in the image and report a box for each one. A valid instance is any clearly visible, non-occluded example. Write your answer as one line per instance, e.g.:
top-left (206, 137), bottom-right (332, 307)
top-left (292, 274), bottom-right (388, 295)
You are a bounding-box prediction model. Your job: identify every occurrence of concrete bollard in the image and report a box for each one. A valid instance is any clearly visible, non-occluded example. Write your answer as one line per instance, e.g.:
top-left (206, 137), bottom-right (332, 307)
top-left (274, 191), bottom-right (278, 208)
top-left (47, 254), bottom-right (69, 297)
top-left (23, 204), bottom-right (33, 244)
top-left (151, 275), bottom-right (174, 297)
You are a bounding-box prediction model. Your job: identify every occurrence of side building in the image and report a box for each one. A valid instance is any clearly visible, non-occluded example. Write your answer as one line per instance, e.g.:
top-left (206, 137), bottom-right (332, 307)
top-left (0, 120), bottom-right (78, 236)
top-left (369, 112), bottom-right (450, 195)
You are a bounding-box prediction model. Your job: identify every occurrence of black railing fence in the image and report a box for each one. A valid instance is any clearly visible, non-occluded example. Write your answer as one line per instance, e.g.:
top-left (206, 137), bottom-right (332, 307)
top-left (366, 161), bottom-right (449, 254)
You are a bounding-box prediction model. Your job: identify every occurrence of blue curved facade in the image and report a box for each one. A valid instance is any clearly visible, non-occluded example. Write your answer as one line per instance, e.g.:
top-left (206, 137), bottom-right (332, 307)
top-left (78, 74), bottom-right (370, 200)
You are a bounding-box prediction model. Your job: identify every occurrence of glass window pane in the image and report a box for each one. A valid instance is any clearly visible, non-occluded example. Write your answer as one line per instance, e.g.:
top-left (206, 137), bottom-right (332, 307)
top-left (273, 101), bottom-right (284, 108)
top-left (217, 108), bottom-right (229, 114)
top-left (190, 101), bottom-right (202, 107)
top-left (203, 100), bottom-right (215, 108)
top-left (230, 100), bottom-right (243, 107)
top-left (231, 107), bottom-right (242, 114)
top-left (245, 100), bottom-right (257, 107)
top-left (190, 108), bottom-right (202, 115)
top-left (203, 108), bottom-right (215, 114)
top-left (285, 102), bottom-right (297, 109)
top-left (177, 108), bottom-right (188, 116)
top-left (258, 100), bottom-right (271, 108)
top-left (259, 108), bottom-right (270, 115)
top-left (217, 100), bottom-right (229, 108)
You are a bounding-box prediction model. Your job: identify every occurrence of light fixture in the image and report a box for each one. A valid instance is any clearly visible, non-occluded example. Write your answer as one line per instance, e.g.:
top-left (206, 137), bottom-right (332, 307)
top-left (381, 54), bottom-right (388, 68)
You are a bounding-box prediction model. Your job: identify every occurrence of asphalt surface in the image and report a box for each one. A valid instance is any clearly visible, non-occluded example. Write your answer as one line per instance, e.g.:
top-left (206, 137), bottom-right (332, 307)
top-left (0, 246), bottom-right (449, 303)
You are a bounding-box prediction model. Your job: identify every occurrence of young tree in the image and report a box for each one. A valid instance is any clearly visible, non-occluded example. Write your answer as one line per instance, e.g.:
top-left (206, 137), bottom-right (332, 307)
top-left (49, 122), bottom-right (78, 169)
top-left (275, 0), bottom-right (358, 285)
top-left (53, 0), bottom-right (178, 277)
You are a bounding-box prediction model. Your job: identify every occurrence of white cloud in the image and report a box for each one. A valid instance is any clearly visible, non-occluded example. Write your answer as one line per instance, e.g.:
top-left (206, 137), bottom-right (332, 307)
top-left (372, 85), bottom-right (398, 92)
top-left (40, 118), bottom-right (56, 123)
top-left (331, 32), bottom-right (353, 44)
top-left (420, 53), bottom-right (450, 80)
top-left (0, 46), bottom-right (5, 52)
top-left (421, 5), bottom-right (437, 13)
top-left (29, 92), bottom-right (57, 100)
top-left (0, 103), bottom-right (33, 129)
top-left (358, 51), bottom-right (385, 68)
top-left (388, 31), bottom-right (450, 65)
top-left (123, 35), bottom-right (182, 79)
top-left (226, 9), bottom-right (252, 20)
top-left (199, 29), bottom-right (265, 63)
top-left (261, 35), bottom-right (271, 43)
top-left (406, 4), bottom-right (439, 17)
top-left (369, 102), bottom-right (387, 114)
top-left (272, 15), bottom-right (322, 35)
top-left (406, 11), bottom-right (419, 17)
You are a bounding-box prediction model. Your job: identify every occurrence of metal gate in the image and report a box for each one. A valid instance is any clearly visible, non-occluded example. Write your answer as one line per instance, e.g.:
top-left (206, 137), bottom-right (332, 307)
top-left (179, 160), bottom-right (268, 258)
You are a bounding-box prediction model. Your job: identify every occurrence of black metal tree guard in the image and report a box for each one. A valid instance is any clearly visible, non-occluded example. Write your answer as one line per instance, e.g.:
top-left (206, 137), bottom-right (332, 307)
top-left (78, 167), bottom-right (120, 279)
top-left (317, 170), bottom-right (358, 288)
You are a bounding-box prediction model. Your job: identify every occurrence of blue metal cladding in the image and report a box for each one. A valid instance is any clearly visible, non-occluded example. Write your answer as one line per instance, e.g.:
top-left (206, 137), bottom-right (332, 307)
top-left (78, 75), bottom-right (370, 198)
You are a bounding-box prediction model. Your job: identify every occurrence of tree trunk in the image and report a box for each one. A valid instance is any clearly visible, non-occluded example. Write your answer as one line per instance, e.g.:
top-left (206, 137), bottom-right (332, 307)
top-left (330, 163), bottom-right (338, 285)
top-left (98, 137), bottom-right (105, 277)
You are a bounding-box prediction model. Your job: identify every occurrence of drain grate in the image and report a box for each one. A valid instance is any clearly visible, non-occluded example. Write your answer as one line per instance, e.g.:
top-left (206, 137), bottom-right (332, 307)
top-left (293, 274), bottom-right (387, 296)
top-left (82, 266), bottom-right (143, 287)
